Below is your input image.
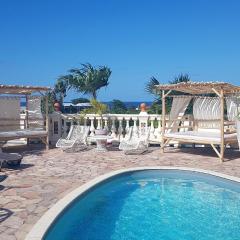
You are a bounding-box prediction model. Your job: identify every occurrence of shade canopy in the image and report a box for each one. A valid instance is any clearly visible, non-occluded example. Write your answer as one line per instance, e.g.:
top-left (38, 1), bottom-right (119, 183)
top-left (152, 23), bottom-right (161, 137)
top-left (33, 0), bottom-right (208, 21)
top-left (155, 82), bottom-right (240, 95)
top-left (0, 85), bottom-right (51, 94)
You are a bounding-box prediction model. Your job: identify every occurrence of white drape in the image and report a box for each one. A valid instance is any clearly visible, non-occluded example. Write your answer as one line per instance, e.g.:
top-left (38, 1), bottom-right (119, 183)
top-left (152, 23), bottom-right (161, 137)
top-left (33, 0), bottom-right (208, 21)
top-left (28, 96), bottom-right (44, 128)
top-left (0, 97), bottom-right (20, 131)
top-left (168, 96), bottom-right (192, 132)
top-left (193, 97), bottom-right (221, 120)
top-left (226, 97), bottom-right (238, 121)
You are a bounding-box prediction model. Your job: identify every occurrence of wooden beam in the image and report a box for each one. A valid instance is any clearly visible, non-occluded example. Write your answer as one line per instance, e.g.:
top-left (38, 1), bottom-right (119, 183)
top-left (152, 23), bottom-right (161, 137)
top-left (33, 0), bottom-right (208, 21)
top-left (162, 138), bottom-right (171, 148)
top-left (210, 143), bottom-right (221, 159)
top-left (220, 88), bottom-right (225, 162)
top-left (211, 87), bottom-right (221, 97)
top-left (25, 95), bottom-right (29, 145)
top-left (0, 85), bottom-right (51, 94)
top-left (163, 90), bottom-right (172, 98)
top-left (45, 94), bottom-right (49, 150)
top-left (161, 90), bottom-right (166, 153)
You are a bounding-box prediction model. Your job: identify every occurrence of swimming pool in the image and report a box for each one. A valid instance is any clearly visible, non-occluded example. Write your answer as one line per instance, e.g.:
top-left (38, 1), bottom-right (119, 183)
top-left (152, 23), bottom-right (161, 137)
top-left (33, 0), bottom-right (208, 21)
top-left (42, 169), bottom-right (240, 240)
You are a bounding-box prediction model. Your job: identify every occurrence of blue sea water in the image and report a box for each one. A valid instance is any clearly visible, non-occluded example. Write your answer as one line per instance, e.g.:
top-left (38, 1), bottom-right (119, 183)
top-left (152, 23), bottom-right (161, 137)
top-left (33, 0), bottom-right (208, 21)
top-left (105, 101), bottom-right (153, 109)
top-left (21, 101), bottom-right (153, 107)
top-left (44, 170), bottom-right (240, 240)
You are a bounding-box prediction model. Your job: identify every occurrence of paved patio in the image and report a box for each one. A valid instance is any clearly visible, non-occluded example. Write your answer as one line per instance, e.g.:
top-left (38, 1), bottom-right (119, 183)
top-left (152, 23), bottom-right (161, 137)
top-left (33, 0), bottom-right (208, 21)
top-left (0, 145), bottom-right (240, 240)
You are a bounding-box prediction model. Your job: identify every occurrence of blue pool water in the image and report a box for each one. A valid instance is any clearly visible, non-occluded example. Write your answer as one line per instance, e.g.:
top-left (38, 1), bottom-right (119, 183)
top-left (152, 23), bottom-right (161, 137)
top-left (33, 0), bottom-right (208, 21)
top-left (44, 170), bottom-right (240, 240)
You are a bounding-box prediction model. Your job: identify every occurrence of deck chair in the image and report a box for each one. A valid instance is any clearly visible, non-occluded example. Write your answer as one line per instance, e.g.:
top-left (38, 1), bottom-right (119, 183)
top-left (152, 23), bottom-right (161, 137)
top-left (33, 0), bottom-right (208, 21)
top-left (119, 126), bottom-right (150, 154)
top-left (56, 125), bottom-right (90, 152)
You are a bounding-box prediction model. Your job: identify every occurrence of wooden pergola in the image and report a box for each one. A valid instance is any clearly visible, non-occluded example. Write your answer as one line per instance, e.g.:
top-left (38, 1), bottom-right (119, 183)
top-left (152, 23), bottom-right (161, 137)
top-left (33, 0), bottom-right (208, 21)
top-left (155, 82), bottom-right (240, 162)
top-left (0, 85), bottom-right (51, 150)
top-left (0, 85), bottom-right (51, 94)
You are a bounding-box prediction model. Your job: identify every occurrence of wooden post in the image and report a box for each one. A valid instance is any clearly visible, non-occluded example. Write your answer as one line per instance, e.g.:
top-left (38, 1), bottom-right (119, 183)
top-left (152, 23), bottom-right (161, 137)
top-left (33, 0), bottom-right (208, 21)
top-left (161, 90), bottom-right (166, 153)
top-left (220, 88), bottom-right (225, 162)
top-left (45, 94), bottom-right (49, 150)
top-left (25, 95), bottom-right (29, 145)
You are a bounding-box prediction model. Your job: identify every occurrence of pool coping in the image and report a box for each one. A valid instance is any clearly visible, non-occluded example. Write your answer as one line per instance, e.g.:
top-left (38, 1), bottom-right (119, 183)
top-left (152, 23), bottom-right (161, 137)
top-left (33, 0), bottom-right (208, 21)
top-left (25, 166), bottom-right (240, 240)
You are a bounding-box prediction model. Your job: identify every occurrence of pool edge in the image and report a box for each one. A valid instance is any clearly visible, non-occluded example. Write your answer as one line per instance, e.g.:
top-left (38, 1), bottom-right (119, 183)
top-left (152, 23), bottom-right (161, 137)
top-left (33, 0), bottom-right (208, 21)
top-left (25, 166), bottom-right (240, 240)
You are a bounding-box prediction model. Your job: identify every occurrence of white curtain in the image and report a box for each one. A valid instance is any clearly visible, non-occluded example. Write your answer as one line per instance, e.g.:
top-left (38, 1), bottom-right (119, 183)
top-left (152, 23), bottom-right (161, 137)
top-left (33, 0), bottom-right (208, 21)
top-left (0, 97), bottom-right (20, 131)
top-left (193, 97), bottom-right (221, 120)
top-left (28, 96), bottom-right (44, 128)
top-left (168, 96), bottom-right (192, 132)
top-left (226, 96), bottom-right (238, 121)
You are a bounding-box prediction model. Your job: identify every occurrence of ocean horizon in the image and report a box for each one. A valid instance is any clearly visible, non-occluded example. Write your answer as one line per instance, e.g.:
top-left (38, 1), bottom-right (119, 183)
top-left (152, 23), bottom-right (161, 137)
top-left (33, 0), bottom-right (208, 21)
top-left (21, 101), bottom-right (153, 108)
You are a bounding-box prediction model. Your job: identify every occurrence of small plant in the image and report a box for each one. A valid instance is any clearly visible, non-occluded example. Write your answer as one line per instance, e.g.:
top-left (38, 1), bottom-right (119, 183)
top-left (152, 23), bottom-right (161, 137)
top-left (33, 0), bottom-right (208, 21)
top-left (81, 99), bottom-right (107, 115)
top-left (80, 99), bottom-right (108, 130)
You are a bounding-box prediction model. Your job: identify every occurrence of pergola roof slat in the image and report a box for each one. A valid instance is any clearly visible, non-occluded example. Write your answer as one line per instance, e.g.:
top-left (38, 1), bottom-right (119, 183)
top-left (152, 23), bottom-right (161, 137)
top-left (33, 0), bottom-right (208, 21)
top-left (154, 82), bottom-right (240, 94)
top-left (0, 85), bottom-right (51, 94)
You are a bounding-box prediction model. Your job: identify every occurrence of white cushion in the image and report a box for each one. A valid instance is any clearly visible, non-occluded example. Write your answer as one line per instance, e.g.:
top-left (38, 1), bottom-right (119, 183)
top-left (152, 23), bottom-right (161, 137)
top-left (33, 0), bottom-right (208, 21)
top-left (165, 131), bottom-right (237, 143)
top-left (0, 128), bottom-right (47, 140)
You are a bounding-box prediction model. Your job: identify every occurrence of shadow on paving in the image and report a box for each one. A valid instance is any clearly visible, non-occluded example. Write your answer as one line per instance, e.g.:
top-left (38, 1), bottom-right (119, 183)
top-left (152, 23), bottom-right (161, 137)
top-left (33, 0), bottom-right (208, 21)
top-left (164, 147), bottom-right (240, 161)
top-left (0, 174), bottom-right (8, 182)
top-left (0, 208), bottom-right (13, 223)
top-left (3, 143), bottom-right (50, 157)
top-left (3, 163), bottom-right (34, 171)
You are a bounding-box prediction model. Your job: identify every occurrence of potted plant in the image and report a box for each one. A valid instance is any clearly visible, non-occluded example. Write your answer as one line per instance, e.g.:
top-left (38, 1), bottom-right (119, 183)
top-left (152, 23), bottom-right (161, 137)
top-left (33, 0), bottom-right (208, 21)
top-left (81, 99), bottom-right (108, 135)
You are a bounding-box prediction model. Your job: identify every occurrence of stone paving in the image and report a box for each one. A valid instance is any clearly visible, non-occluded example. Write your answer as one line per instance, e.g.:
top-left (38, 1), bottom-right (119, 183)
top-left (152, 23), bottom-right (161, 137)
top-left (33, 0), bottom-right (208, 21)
top-left (0, 145), bottom-right (240, 240)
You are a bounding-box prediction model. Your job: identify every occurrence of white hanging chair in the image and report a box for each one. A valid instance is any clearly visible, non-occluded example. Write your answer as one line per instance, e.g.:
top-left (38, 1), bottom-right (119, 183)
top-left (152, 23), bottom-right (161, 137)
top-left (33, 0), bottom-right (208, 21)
top-left (119, 126), bottom-right (150, 154)
top-left (56, 125), bottom-right (90, 152)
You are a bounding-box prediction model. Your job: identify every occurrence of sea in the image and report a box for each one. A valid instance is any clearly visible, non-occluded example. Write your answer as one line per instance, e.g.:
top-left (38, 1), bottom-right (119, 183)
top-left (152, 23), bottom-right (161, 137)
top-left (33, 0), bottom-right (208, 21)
top-left (105, 101), bottom-right (153, 109)
top-left (21, 101), bottom-right (153, 109)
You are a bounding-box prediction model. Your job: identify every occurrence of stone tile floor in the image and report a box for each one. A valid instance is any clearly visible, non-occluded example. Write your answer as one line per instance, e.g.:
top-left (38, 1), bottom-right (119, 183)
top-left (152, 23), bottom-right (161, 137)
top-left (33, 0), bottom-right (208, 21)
top-left (0, 145), bottom-right (240, 240)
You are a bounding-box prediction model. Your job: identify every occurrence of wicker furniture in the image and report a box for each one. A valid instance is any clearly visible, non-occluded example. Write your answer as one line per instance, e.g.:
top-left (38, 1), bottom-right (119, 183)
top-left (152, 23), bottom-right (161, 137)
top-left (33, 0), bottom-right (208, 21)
top-left (56, 125), bottom-right (90, 152)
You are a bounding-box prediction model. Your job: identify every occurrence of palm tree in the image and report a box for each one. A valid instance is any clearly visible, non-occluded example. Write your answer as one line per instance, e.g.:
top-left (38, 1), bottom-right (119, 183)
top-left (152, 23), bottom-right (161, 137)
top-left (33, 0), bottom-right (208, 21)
top-left (52, 78), bottom-right (69, 103)
top-left (145, 73), bottom-right (191, 98)
top-left (169, 73), bottom-right (191, 84)
top-left (145, 73), bottom-right (191, 113)
top-left (63, 63), bottom-right (111, 100)
top-left (145, 77), bottom-right (160, 96)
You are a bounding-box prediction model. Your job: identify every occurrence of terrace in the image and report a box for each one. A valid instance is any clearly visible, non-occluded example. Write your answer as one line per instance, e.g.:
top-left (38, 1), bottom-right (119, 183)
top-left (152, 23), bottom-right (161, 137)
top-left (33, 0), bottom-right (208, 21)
top-left (1, 83), bottom-right (240, 240)
top-left (1, 145), bottom-right (240, 240)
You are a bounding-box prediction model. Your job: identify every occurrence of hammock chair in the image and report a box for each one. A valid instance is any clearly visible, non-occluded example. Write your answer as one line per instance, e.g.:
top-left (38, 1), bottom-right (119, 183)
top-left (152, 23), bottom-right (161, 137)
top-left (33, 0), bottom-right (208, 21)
top-left (119, 126), bottom-right (150, 154)
top-left (56, 125), bottom-right (90, 152)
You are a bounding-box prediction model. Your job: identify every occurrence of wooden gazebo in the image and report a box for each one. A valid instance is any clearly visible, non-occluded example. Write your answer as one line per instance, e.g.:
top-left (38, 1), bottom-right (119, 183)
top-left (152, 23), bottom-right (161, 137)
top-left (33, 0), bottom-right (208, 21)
top-left (155, 82), bottom-right (240, 162)
top-left (0, 85), bottom-right (51, 150)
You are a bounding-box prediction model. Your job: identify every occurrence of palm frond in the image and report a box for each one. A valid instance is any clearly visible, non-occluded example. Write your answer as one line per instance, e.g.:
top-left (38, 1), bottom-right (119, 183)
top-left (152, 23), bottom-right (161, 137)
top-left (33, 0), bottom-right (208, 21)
top-left (145, 77), bottom-right (160, 96)
top-left (170, 73), bottom-right (191, 84)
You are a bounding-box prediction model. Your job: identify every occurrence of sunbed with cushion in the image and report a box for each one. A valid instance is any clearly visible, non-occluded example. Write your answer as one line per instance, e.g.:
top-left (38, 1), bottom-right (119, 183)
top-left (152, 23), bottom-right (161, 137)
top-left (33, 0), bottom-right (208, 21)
top-left (165, 131), bottom-right (237, 144)
top-left (0, 89), bottom-right (50, 150)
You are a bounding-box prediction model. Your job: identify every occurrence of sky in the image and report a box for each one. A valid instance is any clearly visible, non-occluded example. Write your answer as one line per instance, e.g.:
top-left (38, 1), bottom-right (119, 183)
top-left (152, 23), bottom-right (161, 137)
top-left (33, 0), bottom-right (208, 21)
top-left (0, 0), bottom-right (240, 102)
